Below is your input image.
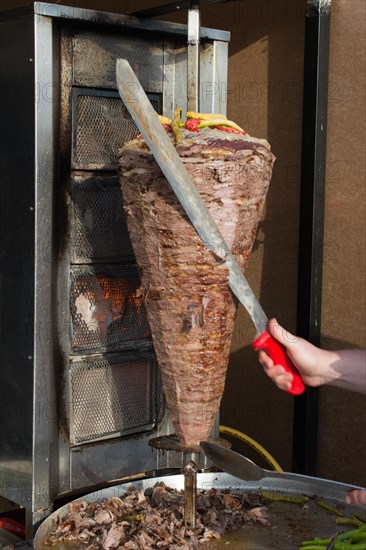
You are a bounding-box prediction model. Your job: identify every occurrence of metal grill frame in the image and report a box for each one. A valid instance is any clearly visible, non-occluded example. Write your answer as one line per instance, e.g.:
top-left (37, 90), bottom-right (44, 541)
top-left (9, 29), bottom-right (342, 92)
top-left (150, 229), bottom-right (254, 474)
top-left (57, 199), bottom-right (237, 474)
top-left (0, 2), bottom-right (229, 528)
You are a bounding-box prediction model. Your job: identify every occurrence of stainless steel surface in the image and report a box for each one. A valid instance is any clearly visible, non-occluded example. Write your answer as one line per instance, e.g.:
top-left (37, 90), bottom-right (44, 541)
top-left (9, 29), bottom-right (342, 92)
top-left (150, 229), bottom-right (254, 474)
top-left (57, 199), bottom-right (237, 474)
top-left (0, 6), bottom-right (229, 528)
top-left (148, 434), bottom-right (228, 459)
top-left (162, 41), bottom-right (229, 118)
top-left (183, 451), bottom-right (202, 465)
top-left (116, 59), bottom-right (268, 335)
top-left (201, 441), bottom-right (365, 501)
top-left (182, 460), bottom-right (198, 530)
top-left (33, 2), bottom-right (230, 42)
top-left (34, 472), bottom-right (365, 550)
top-left (71, 31), bottom-right (165, 92)
top-left (187, 5), bottom-right (200, 112)
top-left (33, 13), bottom-right (58, 519)
top-left (200, 40), bottom-right (228, 115)
top-left (163, 39), bottom-right (228, 118)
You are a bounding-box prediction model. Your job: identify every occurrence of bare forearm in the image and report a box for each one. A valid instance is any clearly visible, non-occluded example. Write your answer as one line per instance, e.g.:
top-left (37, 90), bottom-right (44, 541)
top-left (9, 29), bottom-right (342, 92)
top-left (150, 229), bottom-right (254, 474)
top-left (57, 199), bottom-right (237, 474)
top-left (320, 349), bottom-right (366, 394)
top-left (260, 320), bottom-right (366, 395)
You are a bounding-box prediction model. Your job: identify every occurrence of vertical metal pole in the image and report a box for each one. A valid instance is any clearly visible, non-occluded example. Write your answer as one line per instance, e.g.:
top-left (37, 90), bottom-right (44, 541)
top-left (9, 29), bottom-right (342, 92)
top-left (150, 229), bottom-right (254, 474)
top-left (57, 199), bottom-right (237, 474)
top-left (182, 452), bottom-right (199, 531)
top-left (187, 4), bottom-right (200, 112)
top-left (293, 0), bottom-right (331, 475)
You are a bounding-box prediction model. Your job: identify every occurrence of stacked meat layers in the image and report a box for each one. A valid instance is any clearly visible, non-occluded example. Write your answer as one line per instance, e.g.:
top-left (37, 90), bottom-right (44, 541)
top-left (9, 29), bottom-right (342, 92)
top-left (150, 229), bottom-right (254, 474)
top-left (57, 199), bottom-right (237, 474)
top-left (118, 127), bottom-right (275, 448)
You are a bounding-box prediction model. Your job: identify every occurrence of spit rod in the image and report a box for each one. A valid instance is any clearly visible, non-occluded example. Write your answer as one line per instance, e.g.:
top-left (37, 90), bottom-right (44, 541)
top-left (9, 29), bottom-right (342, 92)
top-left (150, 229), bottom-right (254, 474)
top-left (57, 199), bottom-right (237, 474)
top-left (182, 452), bottom-right (199, 531)
top-left (187, 4), bottom-right (200, 112)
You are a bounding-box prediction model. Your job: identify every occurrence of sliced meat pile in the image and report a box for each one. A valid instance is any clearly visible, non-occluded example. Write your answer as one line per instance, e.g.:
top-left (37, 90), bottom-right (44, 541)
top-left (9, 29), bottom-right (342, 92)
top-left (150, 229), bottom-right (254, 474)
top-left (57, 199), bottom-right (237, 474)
top-left (118, 127), bottom-right (275, 448)
top-left (45, 482), bottom-right (269, 549)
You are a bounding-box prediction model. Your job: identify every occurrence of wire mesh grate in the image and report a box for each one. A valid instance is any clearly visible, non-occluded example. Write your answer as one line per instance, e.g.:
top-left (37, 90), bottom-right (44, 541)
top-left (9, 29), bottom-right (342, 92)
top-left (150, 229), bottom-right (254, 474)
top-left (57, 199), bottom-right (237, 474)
top-left (71, 176), bottom-right (134, 262)
top-left (69, 352), bottom-right (162, 444)
top-left (70, 264), bottom-right (150, 353)
top-left (72, 91), bottom-right (160, 169)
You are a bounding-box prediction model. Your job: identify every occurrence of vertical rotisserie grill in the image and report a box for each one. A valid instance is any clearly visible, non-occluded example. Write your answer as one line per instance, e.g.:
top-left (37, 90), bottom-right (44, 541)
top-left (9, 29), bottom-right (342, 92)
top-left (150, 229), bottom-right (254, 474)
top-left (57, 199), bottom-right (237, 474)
top-left (0, 2), bottom-right (229, 530)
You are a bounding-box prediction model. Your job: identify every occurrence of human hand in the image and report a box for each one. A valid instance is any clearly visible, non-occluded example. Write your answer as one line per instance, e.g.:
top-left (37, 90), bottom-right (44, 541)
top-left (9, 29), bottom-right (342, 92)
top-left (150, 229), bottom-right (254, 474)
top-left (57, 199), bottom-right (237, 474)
top-left (258, 319), bottom-right (333, 391)
top-left (346, 489), bottom-right (366, 506)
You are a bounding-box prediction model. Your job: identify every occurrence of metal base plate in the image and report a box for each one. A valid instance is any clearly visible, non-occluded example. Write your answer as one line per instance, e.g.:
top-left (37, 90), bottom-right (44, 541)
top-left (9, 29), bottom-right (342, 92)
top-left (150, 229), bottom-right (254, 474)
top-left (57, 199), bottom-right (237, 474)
top-left (148, 434), bottom-right (231, 453)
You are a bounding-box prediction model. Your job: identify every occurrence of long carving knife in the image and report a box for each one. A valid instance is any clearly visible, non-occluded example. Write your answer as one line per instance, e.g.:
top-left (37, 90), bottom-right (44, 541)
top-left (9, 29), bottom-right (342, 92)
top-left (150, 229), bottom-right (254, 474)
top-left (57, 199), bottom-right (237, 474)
top-left (116, 59), bottom-right (305, 396)
top-left (200, 441), bottom-right (365, 500)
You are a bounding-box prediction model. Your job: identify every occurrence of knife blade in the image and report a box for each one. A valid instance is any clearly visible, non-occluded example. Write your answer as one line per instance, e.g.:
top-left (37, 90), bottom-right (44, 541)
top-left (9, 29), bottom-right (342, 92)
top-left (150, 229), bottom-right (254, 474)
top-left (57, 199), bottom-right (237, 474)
top-left (116, 58), bottom-right (305, 395)
top-left (200, 441), bottom-right (365, 501)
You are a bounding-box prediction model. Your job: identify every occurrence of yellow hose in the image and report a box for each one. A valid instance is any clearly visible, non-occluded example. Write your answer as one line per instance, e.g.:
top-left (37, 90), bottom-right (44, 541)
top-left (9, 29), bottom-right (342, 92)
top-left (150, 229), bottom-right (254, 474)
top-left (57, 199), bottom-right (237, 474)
top-left (219, 425), bottom-right (283, 472)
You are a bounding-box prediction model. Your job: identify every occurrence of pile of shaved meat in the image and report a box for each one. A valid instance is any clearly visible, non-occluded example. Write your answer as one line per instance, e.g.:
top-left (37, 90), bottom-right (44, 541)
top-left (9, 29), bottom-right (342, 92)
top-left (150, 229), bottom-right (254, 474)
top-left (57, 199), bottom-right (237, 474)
top-left (45, 482), bottom-right (269, 549)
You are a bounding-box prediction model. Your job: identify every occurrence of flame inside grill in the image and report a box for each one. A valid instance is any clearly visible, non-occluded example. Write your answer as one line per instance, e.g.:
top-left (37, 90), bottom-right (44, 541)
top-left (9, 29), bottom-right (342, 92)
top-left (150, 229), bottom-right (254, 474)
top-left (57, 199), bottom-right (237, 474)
top-left (70, 266), bottom-right (150, 352)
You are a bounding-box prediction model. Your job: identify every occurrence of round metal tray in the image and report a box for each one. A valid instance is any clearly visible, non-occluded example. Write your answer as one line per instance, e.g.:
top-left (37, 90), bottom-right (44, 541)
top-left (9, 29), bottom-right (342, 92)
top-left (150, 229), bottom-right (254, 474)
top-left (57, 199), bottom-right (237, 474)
top-left (34, 472), bottom-right (363, 549)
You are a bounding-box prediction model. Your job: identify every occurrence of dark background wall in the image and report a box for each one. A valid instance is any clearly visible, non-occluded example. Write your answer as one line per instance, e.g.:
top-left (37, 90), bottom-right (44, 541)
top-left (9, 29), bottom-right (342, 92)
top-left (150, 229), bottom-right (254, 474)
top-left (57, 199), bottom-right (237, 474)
top-left (1, 0), bottom-right (364, 484)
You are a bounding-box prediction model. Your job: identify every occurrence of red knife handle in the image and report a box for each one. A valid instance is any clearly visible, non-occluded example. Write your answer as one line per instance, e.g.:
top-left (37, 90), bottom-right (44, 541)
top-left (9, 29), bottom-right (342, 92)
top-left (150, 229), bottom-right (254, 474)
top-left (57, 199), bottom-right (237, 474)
top-left (253, 330), bottom-right (306, 395)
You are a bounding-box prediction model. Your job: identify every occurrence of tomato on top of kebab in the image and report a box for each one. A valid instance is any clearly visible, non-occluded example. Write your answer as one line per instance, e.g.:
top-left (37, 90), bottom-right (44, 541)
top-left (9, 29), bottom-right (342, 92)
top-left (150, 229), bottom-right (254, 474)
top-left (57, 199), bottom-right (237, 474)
top-left (184, 111), bottom-right (247, 135)
top-left (149, 109), bottom-right (247, 141)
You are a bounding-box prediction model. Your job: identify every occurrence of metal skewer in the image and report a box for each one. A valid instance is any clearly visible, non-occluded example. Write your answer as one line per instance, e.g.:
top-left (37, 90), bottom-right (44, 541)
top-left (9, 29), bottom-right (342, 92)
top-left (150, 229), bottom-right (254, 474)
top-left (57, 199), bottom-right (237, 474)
top-left (187, 4), bottom-right (200, 111)
top-left (182, 452), bottom-right (199, 531)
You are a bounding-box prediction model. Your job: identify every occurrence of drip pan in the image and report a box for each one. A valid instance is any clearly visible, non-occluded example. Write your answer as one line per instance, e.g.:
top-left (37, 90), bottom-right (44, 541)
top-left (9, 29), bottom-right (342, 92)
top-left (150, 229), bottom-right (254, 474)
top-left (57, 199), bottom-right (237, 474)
top-left (34, 472), bottom-right (363, 549)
